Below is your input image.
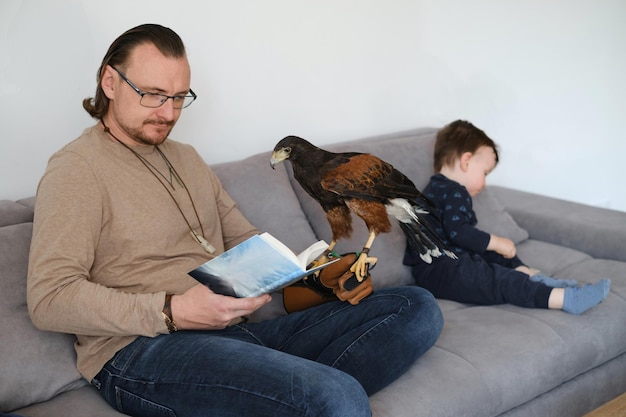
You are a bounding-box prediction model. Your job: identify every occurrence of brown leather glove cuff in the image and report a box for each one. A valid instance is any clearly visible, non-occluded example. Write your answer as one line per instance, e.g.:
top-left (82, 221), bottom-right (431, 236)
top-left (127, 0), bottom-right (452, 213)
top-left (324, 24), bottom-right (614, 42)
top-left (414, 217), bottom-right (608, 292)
top-left (336, 272), bottom-right (373, 305)
top-left (319, 253), bottom-right (373, 305)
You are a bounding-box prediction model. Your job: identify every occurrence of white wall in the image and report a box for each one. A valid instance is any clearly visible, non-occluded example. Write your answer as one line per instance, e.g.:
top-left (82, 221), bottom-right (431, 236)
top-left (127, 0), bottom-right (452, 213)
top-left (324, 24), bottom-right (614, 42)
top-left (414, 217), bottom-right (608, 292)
top-left (2, 0), bottom-right (625, 212)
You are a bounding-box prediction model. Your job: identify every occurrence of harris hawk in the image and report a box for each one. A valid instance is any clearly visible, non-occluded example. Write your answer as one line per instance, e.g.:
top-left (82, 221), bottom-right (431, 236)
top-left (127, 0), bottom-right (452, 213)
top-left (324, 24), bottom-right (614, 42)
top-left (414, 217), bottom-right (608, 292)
top-left (270, 135), bottom-right (455, 282)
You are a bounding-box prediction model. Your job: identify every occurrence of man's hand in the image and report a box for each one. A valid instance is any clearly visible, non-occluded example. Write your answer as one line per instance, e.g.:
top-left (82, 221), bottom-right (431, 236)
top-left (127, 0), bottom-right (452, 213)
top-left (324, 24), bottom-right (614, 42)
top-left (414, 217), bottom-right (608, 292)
top-left (487, 235), bottom-right (517, 259)
top-left (171, 284), bottom-right (271, 330)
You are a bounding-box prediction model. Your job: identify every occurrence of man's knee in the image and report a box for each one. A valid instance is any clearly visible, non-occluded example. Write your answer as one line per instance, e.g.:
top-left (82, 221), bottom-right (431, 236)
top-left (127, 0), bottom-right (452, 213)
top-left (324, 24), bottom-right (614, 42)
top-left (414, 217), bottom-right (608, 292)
top-left (307, 369), bottom-right (371, 417)
top-left (407, 286), bottom-right (443, 345)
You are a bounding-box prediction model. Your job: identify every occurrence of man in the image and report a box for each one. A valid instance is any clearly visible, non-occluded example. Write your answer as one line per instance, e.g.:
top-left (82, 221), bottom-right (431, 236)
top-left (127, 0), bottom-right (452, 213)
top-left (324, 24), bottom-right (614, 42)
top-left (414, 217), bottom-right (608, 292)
top-left (27, 24), bottom-right (443, 416)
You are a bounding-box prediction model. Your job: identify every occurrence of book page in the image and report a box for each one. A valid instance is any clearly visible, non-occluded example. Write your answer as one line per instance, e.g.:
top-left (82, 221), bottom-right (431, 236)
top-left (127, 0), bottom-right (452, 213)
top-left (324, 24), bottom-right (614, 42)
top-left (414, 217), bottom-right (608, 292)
top-left (259, 233), bottom-right (328, 269)
top-left (297, 240), bottom-right (330, 267)
top-left (257, 232), bottom-right (300, 265)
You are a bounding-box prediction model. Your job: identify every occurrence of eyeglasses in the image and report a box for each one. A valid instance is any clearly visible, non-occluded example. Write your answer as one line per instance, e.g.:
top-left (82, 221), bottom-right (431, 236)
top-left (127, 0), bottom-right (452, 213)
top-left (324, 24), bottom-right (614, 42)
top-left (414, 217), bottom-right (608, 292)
top-left (111, 66), bottom-right (197, 109)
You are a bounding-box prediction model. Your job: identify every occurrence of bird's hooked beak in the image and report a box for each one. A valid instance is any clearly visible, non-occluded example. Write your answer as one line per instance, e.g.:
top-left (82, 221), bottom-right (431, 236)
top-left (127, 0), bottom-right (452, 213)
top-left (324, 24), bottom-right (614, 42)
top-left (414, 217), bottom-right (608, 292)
top-left (270, 147), bottom-right (291, 170)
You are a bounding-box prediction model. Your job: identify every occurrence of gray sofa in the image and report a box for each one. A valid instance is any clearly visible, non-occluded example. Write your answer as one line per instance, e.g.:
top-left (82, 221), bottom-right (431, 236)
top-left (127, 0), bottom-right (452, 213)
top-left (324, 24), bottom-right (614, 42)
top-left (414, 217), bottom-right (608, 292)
top-left (2, 127), bottom-right (625, 417)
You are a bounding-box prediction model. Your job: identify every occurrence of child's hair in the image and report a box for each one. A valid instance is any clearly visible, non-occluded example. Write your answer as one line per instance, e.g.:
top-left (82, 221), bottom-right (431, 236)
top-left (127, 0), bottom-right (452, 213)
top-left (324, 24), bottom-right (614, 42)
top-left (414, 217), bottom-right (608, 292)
top-left (434, 120), bottom-right (499, 172)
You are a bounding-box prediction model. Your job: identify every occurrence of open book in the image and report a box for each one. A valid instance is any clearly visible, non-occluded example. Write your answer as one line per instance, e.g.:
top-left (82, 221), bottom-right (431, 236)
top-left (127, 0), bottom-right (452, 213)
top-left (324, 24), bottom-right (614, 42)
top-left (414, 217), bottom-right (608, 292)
top-left (188, 232), bottom-right (337, 297)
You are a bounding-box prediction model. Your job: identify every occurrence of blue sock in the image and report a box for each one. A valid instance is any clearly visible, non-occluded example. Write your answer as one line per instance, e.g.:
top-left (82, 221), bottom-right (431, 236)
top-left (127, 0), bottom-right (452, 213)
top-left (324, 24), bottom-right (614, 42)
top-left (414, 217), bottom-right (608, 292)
top-left (529, 274), bottom-right (578, 288)
top-left (562, 279), bottom-right (611, 314)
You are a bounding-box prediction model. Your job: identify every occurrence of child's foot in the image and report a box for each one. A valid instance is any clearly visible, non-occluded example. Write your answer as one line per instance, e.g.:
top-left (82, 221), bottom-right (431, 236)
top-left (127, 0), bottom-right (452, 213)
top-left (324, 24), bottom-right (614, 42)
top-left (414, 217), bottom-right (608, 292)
top-left (530, 274), bottom-right (579, 288)
top-left (562, 279), bottom-right (611, 314)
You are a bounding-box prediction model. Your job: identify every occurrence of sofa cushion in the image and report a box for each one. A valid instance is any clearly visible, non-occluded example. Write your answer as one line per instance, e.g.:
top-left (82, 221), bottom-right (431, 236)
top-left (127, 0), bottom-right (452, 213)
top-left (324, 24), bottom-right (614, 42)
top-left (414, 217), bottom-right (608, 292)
top-left (0, 222), bottom-right (86, 412)
top-left (473, 188), bottom-right (529, 245)
top-left (0, 200), bottom-right (34, 227)
top-left (515, 239), bottom-right (592, 277)
top-left (559, 258), bottom-right (626, 300)
top-left (212, 152), bottom-right (321, 320)
top-left (211, 152), bottom-right (319, 253)
top-left (13, 386), bottom-right (127, 417)
top-left (491, 185), bottom-right (626, 263)
top-left (372, 286), bottom-right (626, 417)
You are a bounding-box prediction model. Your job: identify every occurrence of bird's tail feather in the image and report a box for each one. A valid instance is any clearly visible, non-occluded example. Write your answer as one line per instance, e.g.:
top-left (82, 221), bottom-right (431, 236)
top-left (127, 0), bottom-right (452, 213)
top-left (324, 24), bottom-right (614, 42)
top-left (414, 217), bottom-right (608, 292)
top-left (386, 198), bottom-right (456, 262)
top-left (399, 222), bottom-right (440, 264)
top-left (390, 199), bottom-right (456, 263)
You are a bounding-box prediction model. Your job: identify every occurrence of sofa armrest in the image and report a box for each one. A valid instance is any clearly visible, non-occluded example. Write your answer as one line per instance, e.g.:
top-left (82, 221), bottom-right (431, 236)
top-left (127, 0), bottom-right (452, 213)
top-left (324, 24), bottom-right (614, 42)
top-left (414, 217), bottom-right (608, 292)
top-left (490, 186), bottom-right (626, 263)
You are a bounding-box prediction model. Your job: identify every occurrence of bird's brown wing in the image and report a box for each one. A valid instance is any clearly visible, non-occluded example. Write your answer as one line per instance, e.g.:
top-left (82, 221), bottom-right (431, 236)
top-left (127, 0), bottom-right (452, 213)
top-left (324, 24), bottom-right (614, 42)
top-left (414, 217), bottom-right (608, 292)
top-left (321, 154), bottom-right (393, 235)
top-left (321, 153), bottom-right (421, 199)
top-left (320, 154), bottom-right (391, 199)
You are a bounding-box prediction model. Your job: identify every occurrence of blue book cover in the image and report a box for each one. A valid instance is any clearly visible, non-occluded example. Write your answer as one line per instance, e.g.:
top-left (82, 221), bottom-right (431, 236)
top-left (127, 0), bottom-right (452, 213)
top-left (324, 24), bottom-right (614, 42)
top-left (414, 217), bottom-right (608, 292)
top-left (189, 233), bottom-right (336, 297)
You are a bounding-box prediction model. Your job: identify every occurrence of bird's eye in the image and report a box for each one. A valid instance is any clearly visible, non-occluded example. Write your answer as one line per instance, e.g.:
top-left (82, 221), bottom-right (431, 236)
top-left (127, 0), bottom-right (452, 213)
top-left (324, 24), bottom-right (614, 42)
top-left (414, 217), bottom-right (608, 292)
top-left (285, 147), bottom-right (292, 153)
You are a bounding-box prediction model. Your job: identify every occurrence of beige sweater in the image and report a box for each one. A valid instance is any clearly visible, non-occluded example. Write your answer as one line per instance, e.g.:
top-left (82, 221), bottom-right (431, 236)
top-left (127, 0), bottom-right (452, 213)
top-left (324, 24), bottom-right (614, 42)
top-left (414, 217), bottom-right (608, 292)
top-left (27, 125), bottom-right (258, 381)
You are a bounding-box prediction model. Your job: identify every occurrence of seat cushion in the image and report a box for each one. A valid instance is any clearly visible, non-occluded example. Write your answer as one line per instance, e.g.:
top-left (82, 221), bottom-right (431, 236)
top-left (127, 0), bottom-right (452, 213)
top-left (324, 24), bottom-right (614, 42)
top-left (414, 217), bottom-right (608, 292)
top-left (0, 222), bottom-right (86, 412)
top-left (515, 239), bottom-right (592, 276)
top-left (13, 386), bottom-right (127, 417)
top-left (371, 285), bottom-right (626, 417)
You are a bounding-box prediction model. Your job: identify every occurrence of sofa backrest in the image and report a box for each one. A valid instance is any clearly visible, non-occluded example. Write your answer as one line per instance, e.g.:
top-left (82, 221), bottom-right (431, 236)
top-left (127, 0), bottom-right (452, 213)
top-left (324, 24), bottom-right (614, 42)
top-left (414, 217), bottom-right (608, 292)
top-left (0, 198), bottom-right (88, 412)
top-left (211, 151), bottom-right (320, 254)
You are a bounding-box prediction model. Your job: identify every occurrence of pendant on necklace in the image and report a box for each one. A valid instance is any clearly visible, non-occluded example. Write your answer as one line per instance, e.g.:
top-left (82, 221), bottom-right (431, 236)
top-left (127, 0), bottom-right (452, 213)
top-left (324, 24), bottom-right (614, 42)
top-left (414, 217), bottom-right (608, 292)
top-left (191, 231), bottom-right (216, 253)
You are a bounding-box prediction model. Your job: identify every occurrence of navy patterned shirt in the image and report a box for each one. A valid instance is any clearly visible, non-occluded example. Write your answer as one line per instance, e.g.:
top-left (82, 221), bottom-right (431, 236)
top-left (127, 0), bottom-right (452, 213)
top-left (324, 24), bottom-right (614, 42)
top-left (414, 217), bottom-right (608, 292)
top-left (423, 173), bottom-right (491, 256)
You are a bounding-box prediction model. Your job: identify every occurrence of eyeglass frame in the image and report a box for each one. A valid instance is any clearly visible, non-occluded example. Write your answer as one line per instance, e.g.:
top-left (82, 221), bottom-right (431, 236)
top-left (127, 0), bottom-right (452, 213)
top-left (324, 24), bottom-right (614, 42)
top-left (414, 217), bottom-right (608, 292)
top-left (110, 65), bottom-right (197, 109)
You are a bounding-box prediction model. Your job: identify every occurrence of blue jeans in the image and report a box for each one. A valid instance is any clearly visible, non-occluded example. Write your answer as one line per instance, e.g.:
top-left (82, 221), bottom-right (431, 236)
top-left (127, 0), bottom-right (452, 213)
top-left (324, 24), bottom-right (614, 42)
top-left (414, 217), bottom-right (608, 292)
top-left (93, 286), bottom-right (442, 417)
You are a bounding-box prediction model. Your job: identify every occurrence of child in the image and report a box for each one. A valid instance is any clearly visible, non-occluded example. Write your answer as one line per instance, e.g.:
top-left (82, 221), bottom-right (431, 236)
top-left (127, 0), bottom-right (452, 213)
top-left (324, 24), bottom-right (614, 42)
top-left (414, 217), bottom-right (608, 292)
top-left (403, 120), bottom-right (610, 314)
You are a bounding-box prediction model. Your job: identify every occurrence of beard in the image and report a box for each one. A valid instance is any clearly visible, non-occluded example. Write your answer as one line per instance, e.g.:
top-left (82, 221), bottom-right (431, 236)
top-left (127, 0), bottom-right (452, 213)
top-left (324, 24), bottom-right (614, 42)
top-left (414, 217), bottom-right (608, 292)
top-left (126, 118), bottom-right (175, 146)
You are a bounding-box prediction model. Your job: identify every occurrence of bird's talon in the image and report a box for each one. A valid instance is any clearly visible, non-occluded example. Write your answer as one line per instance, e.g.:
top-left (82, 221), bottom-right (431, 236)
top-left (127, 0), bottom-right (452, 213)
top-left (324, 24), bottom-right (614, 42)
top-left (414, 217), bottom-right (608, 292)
top-left (348, 252), bottom-right (377, 282)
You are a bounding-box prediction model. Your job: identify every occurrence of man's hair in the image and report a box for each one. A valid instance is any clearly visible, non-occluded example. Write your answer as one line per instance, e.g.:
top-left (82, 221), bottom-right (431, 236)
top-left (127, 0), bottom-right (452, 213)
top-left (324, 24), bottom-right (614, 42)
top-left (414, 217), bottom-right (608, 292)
top-left (433, 120), bottom-right (499, 172)
top-left (82, 23), bottom-right (187, 119)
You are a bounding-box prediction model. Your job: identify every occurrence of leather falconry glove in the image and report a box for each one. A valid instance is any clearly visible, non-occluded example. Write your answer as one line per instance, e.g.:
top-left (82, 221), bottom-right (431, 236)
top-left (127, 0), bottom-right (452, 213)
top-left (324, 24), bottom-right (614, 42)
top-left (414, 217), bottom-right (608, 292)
top-left (318, 253), bottom-right (374, 305)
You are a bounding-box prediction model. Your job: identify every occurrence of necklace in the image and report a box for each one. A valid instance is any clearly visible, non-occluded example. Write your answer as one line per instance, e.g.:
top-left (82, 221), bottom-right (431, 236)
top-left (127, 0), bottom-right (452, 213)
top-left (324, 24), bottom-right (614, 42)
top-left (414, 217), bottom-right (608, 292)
top-left (100, 119), bottom-right (216, 254)
top-left (131, 145), bottom-right (181, 189)
top-left (154, 146), bottom-right (184, 189)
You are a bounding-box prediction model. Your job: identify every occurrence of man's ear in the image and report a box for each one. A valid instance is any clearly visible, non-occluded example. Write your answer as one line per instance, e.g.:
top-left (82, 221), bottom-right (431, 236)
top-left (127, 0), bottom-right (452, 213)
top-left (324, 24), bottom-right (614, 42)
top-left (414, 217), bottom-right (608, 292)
top-left (460, 152), bottom-right (473, 172)
top-left (100, 65), bottom-right (116, 100)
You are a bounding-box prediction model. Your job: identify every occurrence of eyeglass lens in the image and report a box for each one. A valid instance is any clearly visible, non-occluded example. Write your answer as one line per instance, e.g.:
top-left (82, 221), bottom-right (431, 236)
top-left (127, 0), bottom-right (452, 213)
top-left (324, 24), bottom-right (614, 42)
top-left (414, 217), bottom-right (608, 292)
top-left (139, 93), bottom-right (195, 109)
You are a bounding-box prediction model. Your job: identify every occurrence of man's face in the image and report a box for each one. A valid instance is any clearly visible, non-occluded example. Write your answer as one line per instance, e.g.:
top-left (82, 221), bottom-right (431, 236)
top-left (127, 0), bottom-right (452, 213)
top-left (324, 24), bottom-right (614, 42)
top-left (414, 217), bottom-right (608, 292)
top-left (102, 42), bottom-right (191, 146)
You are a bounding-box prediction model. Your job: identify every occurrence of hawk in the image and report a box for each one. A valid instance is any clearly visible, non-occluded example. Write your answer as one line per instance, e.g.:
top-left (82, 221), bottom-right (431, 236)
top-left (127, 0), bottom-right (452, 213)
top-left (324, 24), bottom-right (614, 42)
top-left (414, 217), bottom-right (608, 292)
top-left (270, 135), bottom-right (455, 281)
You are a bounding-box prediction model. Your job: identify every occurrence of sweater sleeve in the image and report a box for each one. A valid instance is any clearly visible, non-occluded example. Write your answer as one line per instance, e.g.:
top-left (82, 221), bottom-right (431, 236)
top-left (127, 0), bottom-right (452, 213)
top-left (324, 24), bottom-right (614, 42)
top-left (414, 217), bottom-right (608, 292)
top-left (439, 184), bottom-right (491, 254)
top-left (27, 150), bottom-right (168, 337)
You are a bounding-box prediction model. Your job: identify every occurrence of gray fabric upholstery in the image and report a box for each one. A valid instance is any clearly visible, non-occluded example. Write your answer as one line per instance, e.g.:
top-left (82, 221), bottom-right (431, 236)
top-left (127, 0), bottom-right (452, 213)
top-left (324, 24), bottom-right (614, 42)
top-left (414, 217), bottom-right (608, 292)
top-left (12, 386), bottom-right (127, 417)
top-left (211, 151), bottom-right (319, 253)
top-left (492, 186), bottom-right (626, 263)
top-left (0, 223), bottom-right (86, 411)
top-left (498, 351), bottom-right (626, 417)
top-left (473, 188), bottom-right (529, 245)
top-left (0, 200), bottom-right (34, 227)
top-left (516, 239), bottom-right (592, 276)
top-left (3, 127), bottom-right (625, 417)
top-left (211, 151), bottom-right (320, 322)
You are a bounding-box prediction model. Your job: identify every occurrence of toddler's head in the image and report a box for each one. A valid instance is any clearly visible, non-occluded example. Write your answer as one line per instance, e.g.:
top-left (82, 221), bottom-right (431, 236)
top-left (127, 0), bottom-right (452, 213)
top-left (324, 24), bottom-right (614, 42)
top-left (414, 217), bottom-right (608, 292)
top-left (434, 120), bottom-right (499, 196)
